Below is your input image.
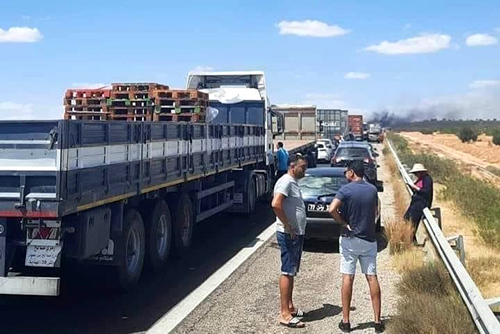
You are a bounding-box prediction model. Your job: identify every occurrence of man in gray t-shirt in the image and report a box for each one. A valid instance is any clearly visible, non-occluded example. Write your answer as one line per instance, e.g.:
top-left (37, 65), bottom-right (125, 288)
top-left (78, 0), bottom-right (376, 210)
top-left (271, 154), bottom-right (307, 328)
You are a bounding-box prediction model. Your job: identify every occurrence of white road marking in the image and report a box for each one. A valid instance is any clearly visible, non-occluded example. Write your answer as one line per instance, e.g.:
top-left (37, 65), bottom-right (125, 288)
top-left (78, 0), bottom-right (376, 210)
top-left (147, 222), bottom-right (277, 334)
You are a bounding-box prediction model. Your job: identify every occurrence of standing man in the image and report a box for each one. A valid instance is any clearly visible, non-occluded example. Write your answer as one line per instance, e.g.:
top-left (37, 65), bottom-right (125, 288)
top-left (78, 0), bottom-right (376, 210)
top-left (276, 141), bottom-right (289, 180)
top-left (404, 163), bottom-right (433, 239)
top-left (328, 161), bottom-right (384, 333)
top-left (271, 154), bottom-right (308, 328)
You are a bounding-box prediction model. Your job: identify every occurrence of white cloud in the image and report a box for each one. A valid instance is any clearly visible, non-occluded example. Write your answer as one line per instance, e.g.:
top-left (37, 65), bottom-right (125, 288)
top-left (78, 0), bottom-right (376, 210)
top-left (469, 80), bottom-right (500, 89)
top-left (345, 72), bottom-right (370, 80)
top-left (465, 33), bottom-right (498, 46)
top-left (0, 27), bottom-right (43, 43)
top-left (191, 66), bottom-right (214, 72)
top-left (0, 102), bottom-right (35, 120)
top-left (277, 20), bottom-right (349, 37)
top-left (71, 83), bottom-right (108, 89)
top-left (365, 33), bottom-right (451, 55)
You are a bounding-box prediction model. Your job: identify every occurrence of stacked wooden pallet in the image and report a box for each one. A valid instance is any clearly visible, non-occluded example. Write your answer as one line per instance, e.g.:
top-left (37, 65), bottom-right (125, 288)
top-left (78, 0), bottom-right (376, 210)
top-left (64, 88), bottom-right (111, 120)
top-left (63, 83), bottom-right (209, 122)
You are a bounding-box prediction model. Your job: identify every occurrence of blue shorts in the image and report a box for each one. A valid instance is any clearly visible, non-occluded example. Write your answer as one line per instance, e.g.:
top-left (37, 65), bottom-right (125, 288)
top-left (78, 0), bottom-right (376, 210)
top-left (277, 231), bottom-right (304, 277)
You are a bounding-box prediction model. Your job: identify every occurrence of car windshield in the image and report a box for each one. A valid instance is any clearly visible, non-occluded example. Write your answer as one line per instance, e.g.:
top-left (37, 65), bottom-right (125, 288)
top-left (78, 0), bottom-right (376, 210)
top-left (298, 175), bottom-right (348, 197)
top-left (336, 147), bottom-right (370, 158)
top-left (317, 143), bottom-right (325, 149)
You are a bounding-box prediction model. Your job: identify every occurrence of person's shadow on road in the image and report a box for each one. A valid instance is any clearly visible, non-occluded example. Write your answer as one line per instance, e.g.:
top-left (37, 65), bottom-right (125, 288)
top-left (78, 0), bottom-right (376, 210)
top-left (302, 303), bottom-right (342, 322)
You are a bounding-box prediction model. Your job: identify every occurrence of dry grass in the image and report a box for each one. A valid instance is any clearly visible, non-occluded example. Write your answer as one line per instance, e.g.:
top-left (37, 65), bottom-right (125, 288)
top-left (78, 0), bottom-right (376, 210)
top-left (384, 219), bottom-right (414, 254)
top-left (391, 247), bottom-right (424, 274)
top-left (467, 253), bottom-right (500, 298)
top-left (387, 262), bottom-right (476, 334)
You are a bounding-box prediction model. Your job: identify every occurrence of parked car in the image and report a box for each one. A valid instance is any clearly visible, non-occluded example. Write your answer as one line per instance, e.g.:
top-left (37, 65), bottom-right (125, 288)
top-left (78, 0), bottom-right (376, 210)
top-left (315, 141), bottom-right (334, 163)
top-left (331, 142), bottom-right (378, 183)
top-left (317, 138), bottom-right (336, 149)
top-left (299, 167), bottom-right (383, 240)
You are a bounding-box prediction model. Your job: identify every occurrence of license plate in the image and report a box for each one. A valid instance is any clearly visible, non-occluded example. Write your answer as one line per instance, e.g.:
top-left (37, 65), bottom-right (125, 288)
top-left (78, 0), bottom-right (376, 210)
top-left (233, 193), bottom-right (243, 204)
top-left (25, 245), bottom-right (62, 268)
top-left (308, 203), bottom-right (328, 212)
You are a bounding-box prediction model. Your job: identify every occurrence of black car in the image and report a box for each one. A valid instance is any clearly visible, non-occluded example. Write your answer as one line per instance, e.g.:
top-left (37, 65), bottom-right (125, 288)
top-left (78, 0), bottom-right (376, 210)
top-left (299, 167), bottom-right (383, 240)
top-left (330, 142), bottom-right (378, 183)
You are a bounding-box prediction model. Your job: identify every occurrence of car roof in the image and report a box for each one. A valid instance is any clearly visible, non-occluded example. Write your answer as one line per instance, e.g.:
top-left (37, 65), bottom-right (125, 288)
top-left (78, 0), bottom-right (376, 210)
top-left (304, 167), bottom-right (346, 177)
top-left (337, 142), bottom-right (371, 148)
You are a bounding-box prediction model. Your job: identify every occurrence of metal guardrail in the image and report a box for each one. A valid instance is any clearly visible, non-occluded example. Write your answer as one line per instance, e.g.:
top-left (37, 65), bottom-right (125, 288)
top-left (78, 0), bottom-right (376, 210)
top-left (387, 139), bottom-right (500, 334)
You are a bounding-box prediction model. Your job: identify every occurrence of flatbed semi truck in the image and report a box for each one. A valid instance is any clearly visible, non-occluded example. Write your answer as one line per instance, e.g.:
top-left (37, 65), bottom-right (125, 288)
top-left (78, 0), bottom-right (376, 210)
top-left (0, 71), bottom-right (315, 296)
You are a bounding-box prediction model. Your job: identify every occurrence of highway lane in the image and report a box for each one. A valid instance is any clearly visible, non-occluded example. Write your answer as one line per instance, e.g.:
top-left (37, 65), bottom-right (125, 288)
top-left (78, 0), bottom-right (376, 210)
top-left (0, 203), bottom-right (275, 334)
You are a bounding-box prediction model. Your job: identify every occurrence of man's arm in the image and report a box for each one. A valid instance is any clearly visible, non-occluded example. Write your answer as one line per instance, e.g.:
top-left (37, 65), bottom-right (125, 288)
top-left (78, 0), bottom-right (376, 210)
top-left (271, 193), bottom-right (296, 238)
top-left (328, 198), bottom-right (351, 230)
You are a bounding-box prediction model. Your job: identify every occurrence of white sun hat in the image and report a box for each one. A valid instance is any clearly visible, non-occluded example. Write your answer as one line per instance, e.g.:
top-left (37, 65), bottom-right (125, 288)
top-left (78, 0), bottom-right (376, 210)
top-left (409, 163), bottom-right (428, 173)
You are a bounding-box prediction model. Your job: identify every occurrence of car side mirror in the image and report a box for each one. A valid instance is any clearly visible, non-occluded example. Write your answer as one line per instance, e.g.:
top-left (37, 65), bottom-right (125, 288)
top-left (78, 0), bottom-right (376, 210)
top-left (375, 180), bottom-right (384, 192)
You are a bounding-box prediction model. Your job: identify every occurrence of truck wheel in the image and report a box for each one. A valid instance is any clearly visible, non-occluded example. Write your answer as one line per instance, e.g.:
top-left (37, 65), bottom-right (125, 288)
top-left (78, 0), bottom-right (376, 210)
top-left (172, 194), bottom-right (194, 256)
top-left (247, 177), bottom-right (256, 213)
top-left (145, 200), bottom-right (172, 273)
top-left (118, 209), bottom-right (145, 290)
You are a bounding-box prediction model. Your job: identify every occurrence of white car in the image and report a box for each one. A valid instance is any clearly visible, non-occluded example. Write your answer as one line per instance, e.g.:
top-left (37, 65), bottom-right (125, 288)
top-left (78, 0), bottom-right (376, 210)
top-left (315, 141), bottom-right (334, 162)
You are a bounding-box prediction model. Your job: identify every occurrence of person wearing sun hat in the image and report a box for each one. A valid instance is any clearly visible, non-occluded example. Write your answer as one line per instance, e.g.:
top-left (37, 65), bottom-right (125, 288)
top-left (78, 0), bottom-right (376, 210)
top-left (404, 163), bottom-right (434, 239)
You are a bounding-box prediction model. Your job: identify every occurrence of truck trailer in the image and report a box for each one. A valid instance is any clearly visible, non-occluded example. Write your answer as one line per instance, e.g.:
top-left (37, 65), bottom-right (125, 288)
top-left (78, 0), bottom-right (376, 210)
top-left (0, 71), bottom-right (313, 296)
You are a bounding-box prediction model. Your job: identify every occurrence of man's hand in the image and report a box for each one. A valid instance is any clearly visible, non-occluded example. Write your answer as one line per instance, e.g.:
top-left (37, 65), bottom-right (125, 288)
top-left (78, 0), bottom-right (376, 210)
top-left (272, 193), bottom-right (296, 239)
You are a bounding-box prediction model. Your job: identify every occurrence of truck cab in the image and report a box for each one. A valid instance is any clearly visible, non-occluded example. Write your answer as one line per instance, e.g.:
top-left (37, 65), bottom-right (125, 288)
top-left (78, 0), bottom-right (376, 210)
top-left (186, 71), bottom-right (283, 165)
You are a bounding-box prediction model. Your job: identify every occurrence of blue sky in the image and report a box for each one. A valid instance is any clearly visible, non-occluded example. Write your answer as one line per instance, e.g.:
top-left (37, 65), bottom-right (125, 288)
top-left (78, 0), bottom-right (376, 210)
top-left (0, 0), bottom-right (499, 120)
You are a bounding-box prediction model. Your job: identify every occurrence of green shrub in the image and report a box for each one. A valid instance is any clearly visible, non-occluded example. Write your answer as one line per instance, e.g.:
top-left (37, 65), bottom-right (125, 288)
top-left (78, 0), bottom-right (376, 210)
top-left (492, 130), bottom-right (500, 146)
top-left (457, 127), bottom-right (478, 143)
top-left (419, 128), bottom-right (434, 135)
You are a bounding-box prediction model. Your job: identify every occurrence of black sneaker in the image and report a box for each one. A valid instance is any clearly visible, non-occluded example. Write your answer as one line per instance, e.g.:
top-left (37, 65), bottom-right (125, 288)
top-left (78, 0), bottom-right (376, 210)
top-left (338, 321), bottom-right (351, 333)
top-left (374, 322), bottom-right (385, 333)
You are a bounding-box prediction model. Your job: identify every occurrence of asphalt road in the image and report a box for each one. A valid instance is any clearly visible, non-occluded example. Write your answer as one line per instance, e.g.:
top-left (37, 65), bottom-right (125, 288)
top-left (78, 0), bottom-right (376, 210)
top-left (0, 203), bottom-right (275, 334)
top-left (171, 145), bottom-right (401, 334)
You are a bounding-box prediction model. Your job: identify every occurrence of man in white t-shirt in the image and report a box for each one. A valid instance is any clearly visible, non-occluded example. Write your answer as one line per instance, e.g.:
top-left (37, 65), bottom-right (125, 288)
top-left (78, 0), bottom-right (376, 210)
top-left (271, 154), bottom-right (307, 328)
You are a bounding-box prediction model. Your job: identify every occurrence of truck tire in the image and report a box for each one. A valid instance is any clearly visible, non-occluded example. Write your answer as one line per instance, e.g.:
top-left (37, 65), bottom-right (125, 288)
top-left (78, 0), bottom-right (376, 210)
top-left (171, 194), bottom-right (194, 256)
top-left (118, 209), bottom-right (146, 290)
top-left (248, 176), bottom-right (257, 213)
top-left (145, 200), bottom-right (172, 273)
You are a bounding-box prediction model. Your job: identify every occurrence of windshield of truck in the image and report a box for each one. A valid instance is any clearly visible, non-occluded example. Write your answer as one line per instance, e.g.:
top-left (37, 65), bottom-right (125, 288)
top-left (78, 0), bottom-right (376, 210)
top-left (299, 175), bottom-right (348, 197)
top-left (336, 147), bottom-right (370, 158)
top-left (209, 101), bottom-right (265, 125)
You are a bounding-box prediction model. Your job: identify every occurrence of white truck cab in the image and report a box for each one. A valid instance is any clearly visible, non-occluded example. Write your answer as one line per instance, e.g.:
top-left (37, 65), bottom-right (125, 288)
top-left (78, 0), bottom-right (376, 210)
top-left (186, 71), bottom-right (283, 165)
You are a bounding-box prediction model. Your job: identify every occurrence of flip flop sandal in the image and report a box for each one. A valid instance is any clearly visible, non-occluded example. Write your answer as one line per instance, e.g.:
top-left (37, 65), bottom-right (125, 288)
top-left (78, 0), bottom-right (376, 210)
top-left (292, 309), bottom-right (305, 318)
top-left (280, 317), bottom-right (305, 328)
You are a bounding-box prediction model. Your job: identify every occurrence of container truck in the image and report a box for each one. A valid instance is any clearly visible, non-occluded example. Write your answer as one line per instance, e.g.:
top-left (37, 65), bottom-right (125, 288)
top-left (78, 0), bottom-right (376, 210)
top-left (347, 115), bottom-right (363, 140)
top-left (0, 71), bottom-right (315, 296)
top-left (316, 109), bottom-right (348, 142)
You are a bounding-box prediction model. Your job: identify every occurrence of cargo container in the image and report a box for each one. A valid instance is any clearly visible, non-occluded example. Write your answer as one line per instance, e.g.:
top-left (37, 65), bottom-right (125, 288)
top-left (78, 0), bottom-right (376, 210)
top-left (348, 115), bottom-right (363, 140)
top-left (271, 105), bottom-right (316, 141)
top-left (316, 109), bottom-right (348, 141)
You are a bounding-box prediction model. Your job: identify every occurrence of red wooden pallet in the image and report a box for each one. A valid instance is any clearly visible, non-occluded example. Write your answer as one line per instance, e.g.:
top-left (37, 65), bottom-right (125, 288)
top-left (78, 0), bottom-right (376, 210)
top-left (65, 89), bottom-right (111, 99)
top-left (111, 83), bottom-right (169, 92)
top-left (153, 89), bottom-right (208, 100)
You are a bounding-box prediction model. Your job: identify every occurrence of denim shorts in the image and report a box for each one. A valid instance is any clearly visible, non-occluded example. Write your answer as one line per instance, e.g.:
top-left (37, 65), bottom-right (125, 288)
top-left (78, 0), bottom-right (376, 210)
top-left (339, 236), bottom-right (377, 275)
top-left (277, 231), bottom-right (304, 277)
